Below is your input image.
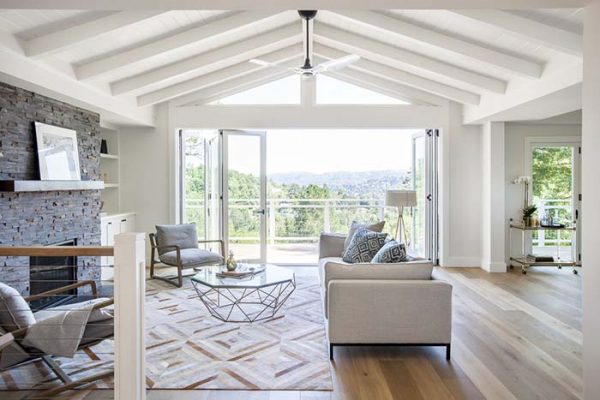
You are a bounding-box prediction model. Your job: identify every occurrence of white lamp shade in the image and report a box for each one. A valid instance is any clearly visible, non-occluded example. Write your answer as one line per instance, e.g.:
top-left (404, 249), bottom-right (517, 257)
top-left (385, 190), bottom-right (417, 207)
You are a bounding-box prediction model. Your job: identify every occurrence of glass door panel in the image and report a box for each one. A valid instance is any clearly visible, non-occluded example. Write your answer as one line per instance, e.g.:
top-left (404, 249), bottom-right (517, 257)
top-left (223, 130), bottom-right (267, 262)
top-left (530, 143), bottom-right (580, 262)
top-left (411, 133), bottom-right (427, 257)
top-left (180, 130), bottom-right (207, 239)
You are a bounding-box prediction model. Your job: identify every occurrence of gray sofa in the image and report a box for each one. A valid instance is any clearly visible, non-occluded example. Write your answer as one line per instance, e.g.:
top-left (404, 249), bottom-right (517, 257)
top-left (318, 232), bottom-right (453, 360)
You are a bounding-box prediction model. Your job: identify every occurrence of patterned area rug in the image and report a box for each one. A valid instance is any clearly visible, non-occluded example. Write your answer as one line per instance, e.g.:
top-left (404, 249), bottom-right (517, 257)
top-left (0, 273), bottom-right (333, 391)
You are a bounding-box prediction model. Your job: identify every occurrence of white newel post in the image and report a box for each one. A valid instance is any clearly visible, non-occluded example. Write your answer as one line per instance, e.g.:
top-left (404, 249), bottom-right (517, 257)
top-left (114, 232), bottom-right (146, 400)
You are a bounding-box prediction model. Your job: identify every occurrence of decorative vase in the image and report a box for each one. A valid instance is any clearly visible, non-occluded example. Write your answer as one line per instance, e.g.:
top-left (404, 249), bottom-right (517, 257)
top-left (226, 251), bottom-right (237, 271)
top-left (523, 217), bottom-right (532, 227)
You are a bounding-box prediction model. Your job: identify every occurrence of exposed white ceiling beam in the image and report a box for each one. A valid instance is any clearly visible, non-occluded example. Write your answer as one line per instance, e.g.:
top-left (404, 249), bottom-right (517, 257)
top-left (0, 36), bottom-right (153, 126)
top-left (2, 1), bottom-right (587, 10)
top-left (451, 10), bottom-right (583, 56)
top-left (324, 70), bottom-right (442, 106)
top-left (137, 45), bottom-right (302, 106)
top-left (324, 10), bottom-right (543, 78)
top-left (172, 60), bottom-right (300, 106)
top-left (314, 23), bottom-right (507, 94)
top-left (110, 24), bottom-right (302, 96)
top-left (76, 11), bottom-right (296, 80)
top-left (314, 44), bottom-right (480, 105)
top-left (25, 11), bottom-right (164, 58)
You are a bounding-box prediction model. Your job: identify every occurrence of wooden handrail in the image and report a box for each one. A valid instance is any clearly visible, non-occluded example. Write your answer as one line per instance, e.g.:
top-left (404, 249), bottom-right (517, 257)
top-left (0, 246), bottom-right (114, 257)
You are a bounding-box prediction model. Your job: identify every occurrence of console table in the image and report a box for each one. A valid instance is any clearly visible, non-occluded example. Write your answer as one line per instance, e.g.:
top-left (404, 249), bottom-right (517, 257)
top-left (509, 222), bottom-right (580, 275)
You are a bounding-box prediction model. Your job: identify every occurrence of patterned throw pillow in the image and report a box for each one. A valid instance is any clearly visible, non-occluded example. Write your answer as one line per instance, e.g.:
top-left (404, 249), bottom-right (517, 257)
top-left (371, 240), bottom-right (407, 263)
top-left (343, 220), bottom-right (386, 252)
top-left (342, 228), bottom-right (387, 263)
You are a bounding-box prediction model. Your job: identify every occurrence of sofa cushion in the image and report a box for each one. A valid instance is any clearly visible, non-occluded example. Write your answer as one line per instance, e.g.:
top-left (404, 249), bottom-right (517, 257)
top-left (318, 257), bottom-right (434, 318)
top-left (0, 282), bottom-right (36, 333)
top-left (342, 228), bottom-right (387, 263)
top-left (372, 240), bottom-right (407, 263)
top-left (155, 223), bottom-right (198, 255)
top-left (159, 248), bottom-right (224, 267)
top-left (343, 221), bottom-right (385, 252)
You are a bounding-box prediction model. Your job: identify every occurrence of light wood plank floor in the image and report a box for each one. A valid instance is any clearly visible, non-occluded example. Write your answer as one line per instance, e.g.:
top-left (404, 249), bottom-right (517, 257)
top-left (5, 266), bottom-right (582, 400)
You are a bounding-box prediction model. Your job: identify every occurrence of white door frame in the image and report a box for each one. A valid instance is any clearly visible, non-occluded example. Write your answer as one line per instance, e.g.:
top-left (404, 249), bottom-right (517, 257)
top-left (221, 129), bottom-right (267, 262)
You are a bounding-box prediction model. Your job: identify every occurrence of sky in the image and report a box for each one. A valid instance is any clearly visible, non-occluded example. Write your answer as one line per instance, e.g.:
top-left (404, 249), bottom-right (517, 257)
top-left (223, 129), bottom-right (422, 175)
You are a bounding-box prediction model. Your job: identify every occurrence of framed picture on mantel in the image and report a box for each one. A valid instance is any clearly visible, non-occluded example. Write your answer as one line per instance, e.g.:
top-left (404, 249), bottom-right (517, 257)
top-left (34, 122), bottom-right (81, 181)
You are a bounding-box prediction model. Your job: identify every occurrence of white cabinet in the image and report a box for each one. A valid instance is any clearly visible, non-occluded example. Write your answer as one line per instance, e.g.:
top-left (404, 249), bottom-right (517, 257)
top-left (100, 212), bottom-right (136, 280)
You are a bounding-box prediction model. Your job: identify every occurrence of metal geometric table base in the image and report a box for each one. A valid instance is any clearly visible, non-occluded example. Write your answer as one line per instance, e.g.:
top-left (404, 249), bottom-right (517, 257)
top-left (191, 276), bottom-right (296, 322)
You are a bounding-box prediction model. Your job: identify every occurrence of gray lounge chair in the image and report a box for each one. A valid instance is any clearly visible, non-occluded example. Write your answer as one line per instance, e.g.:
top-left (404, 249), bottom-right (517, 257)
top-left (149, 223), bottom-right (225, 288)
top-left (0, 280), bottom-right (114, 397)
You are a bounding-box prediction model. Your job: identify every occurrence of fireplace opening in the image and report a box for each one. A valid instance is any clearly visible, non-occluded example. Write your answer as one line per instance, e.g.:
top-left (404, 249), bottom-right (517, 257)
top-left (29, 239), bottom-right (77, 310)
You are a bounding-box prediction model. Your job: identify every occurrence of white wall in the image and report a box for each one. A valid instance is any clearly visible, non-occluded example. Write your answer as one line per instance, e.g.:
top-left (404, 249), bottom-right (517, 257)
top-left (504, 123), bottom-right (582, 262)
top-left (442, 102), bottom-right (483, 267)
top-left (582, 1), bottom-right (600, 396)
top-left (119, 103), bottom-right (170, 257)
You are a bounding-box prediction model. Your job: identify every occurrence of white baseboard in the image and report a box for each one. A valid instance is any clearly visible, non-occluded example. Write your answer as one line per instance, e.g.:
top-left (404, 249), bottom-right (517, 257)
top-left (440, 257), bottom-right (482, 267)
top-left (481, 261), bottom-right (507, 273)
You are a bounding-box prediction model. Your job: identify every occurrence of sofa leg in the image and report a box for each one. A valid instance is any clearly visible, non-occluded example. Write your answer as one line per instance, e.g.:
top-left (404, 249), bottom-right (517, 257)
top-left (446, 343), bottom-right (451, 361)
top-left (329, 344), bottom-right (334, 361)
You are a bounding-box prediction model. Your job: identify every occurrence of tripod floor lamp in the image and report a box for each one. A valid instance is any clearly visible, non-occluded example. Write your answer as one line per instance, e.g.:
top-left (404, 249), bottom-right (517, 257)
top-left (385, 189), bottom-right (417, 243)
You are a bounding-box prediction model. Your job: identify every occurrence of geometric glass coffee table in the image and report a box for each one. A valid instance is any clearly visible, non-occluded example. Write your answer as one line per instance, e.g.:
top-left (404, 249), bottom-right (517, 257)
top-left (190, 264), bottom-right (296, 323)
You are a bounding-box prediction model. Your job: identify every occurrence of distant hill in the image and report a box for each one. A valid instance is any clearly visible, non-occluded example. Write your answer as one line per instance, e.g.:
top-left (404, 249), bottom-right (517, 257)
top-left (269, 170), bottom-right (411, 198)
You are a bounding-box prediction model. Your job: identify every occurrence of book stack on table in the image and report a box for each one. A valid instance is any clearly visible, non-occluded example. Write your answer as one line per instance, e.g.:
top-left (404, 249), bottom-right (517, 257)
top-left (527, 254), bottom-right (554, 263)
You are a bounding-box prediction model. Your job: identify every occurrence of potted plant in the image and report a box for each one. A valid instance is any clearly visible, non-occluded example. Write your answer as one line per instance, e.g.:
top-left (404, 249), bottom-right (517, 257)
top-left (522, 205), bottom-right (537, 227)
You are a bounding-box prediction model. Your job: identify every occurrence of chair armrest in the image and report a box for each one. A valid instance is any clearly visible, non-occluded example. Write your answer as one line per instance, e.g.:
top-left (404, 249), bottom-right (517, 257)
top-left (198, 239), bottom-right (225, 256)
top-left (319, 233), bottom-right (346, 259)
top-left (0, 332), bottom-right (15, 351)
top-left (24, 280), bottom-right (98, 303)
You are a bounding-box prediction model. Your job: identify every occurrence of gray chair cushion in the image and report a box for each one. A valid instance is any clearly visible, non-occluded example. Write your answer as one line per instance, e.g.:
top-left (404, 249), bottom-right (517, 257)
top-left (343, 220), bottom-right (385, 252)
top-left (372, 240), bottom-right (407, 263)
top-left (155, 223), bottom-right (198, 255)
top-left (342, 228), bottom-right (387, 263)
top-left (159, 248), bottom-right (224, 267)
top-left (0, 282), bottom-right (36, 333)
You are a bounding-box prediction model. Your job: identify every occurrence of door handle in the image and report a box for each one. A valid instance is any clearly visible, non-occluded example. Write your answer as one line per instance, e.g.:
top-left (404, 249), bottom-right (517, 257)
top-left (426, 194), bottom-right (433, 201)
top-left (254, 209), bottom-right (266, 215)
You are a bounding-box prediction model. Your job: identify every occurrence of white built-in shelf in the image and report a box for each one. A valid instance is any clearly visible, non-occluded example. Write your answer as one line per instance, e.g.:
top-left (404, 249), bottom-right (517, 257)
top-left (100, 154), bottom-right (119, 160)
top-left (103, 183), bottom-right (119, 189)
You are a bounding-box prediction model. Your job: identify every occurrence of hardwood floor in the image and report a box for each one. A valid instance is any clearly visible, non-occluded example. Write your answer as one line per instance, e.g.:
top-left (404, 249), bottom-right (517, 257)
top-left (4, 266), bottom-right (582, 400)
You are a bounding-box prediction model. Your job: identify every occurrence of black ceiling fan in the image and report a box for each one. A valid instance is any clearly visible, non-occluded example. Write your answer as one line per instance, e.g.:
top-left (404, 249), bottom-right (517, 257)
top-left (249, 10), bottom-right (360, 78)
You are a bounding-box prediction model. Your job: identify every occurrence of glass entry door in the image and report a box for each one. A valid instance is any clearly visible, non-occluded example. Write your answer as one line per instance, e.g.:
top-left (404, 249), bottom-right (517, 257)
top-left (222, 130), bottom-right (267, 262)
top-left (528, 140), bottom-right (581, 262)
top-left (411, 130), bottom-right (438, 261)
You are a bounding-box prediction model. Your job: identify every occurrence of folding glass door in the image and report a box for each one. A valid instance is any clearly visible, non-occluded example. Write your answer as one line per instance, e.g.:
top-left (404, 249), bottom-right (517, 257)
top-left (222, 130), bottom-right (267, 262)
top-left (412, 130), bottom-right (439, 262)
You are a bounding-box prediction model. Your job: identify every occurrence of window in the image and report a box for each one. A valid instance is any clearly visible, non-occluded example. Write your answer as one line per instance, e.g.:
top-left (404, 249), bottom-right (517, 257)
top-left (209, 75), bottom-right (301, 105)
top-left (316, 75), bottom-right (408, 105)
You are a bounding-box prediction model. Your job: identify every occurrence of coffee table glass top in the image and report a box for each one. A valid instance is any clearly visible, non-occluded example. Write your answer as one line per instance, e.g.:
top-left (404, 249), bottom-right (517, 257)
top-left (191, 264), bottom-right (294, 289)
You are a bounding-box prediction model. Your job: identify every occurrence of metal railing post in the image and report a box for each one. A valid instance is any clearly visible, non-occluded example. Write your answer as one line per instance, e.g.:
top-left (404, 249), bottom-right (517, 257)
top-left (324, 200), bottom-right (331, 233)
top-left (114, 232), bottom-right (146, 400)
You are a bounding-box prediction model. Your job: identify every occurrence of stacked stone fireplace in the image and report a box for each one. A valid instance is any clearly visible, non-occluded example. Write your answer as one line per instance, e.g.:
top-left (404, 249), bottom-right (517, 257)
top-left (0, 81), bottom-right (102, 296)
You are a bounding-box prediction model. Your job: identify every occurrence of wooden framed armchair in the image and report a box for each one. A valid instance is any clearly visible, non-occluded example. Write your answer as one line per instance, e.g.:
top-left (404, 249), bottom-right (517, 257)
top-left (149, 223), bottom-right (225, 288)
top-left (0, 280), bottom-right (114, 397)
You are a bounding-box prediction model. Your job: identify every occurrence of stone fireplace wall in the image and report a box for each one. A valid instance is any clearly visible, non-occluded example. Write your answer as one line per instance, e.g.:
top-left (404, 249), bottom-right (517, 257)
top-left (0, 81), bottom-right (102, 294)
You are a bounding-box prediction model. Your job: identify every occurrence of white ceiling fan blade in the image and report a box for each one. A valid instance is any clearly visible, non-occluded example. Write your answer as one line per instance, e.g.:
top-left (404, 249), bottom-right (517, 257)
top-left (313, 54), bottom-right (360, 73)
top-left (249, 58), bottom-right (297, 73)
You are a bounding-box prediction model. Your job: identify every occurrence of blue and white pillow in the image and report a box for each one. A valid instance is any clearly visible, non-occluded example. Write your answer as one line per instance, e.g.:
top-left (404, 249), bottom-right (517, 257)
top-left (372, 240), bottom-right (407, 263)
top-left (342, 228), bottom-right (387, 263)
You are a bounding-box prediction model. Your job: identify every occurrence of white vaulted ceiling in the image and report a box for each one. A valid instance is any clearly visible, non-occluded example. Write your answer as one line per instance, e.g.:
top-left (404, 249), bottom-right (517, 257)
top-left (0, 7), bottom-right (584, 125)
